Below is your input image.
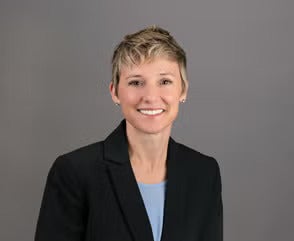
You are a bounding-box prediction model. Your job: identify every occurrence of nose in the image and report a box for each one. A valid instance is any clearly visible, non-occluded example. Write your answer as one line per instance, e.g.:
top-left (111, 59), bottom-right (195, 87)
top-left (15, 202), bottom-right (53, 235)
top-left (141, 83), bottom-right (160, 103)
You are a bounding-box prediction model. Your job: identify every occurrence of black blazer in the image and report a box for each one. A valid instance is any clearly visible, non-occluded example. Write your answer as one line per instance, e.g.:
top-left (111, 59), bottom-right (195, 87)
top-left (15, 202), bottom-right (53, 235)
top-left (35, 120), bottom-right (223, 241)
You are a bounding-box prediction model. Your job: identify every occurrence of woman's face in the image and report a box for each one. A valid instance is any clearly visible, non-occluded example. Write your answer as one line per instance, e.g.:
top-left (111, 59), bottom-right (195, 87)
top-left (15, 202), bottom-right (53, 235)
top-left (110, 57), bottom-right (187, 135)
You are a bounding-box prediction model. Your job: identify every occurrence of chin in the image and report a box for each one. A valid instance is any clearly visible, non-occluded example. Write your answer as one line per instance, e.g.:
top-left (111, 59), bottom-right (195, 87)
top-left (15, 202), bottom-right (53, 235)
top-left (128, 121), bottom-right (173, 136)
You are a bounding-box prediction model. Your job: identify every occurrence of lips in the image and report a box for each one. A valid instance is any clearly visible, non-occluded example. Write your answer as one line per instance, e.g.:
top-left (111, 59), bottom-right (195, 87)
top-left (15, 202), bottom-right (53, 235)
top-left (138, 109), bottom-right (164, 115)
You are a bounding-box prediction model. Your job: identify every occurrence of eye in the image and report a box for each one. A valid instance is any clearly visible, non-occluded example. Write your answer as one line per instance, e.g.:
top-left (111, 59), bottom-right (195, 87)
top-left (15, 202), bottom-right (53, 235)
top-left (160, 79), bottom-right (172, 85)
top-left (128, 80), bottom-right (143, 86)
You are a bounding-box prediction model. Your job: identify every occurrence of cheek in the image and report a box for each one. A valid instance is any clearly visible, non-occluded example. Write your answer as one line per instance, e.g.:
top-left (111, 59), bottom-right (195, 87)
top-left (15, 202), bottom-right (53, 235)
top-left (164, 90), bottom-right (182, 103)
top-left (118, 89), bottom-right (139, 104)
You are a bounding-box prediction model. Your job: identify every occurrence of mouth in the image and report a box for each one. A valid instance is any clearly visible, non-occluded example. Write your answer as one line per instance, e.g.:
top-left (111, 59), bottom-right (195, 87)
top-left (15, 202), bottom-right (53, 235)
top-left (137, 109), bottom-right (165, 116)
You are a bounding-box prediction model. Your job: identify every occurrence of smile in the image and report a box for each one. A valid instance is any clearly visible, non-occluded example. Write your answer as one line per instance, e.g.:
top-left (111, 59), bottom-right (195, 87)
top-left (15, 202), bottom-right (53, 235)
top-left (138, 109), bottom-right (164, 116)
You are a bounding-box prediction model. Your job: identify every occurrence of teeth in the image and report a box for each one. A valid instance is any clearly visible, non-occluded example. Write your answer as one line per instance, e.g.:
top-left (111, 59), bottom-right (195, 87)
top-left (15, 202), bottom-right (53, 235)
top-left (139, 109), bottom-right (164, 115)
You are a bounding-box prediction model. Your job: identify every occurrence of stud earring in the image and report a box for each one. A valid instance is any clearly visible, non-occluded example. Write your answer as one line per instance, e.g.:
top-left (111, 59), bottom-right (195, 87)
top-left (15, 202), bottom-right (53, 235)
top-left (115, 102), bottom-right (120, 106)
top-left (180, 99), bottom-right (186, 103)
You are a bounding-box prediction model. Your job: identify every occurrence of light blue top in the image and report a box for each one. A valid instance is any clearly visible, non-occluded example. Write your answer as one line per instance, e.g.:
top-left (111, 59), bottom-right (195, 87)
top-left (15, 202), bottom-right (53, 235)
top-left (138, 181), bottom-right (166, 241)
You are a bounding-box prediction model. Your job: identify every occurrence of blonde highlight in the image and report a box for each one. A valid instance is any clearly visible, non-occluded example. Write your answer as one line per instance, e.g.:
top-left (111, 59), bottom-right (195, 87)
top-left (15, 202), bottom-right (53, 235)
top-left (111, 26), bottom-right (187, 95)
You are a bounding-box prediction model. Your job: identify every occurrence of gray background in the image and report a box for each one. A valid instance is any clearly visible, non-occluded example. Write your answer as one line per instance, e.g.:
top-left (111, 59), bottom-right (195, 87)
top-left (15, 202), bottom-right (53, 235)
top-left (1, 0), bottom-right (293, 240)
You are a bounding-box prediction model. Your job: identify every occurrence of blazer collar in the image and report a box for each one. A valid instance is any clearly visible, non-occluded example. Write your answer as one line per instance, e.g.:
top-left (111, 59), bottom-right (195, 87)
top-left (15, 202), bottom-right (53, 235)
top-left (103, 119), bottom-right (130, 164)
top-left (103, 119), bottom-right (183, 241)
top-left (103, 119), bottom-right (178, 164)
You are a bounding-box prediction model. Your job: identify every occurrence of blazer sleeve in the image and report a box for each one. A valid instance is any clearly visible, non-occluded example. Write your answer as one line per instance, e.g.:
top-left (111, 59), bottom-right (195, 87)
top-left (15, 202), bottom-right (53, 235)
top-left (202, 159), bottom-right (223, 241)
top-left (35, 155), bottom-right (88, 241)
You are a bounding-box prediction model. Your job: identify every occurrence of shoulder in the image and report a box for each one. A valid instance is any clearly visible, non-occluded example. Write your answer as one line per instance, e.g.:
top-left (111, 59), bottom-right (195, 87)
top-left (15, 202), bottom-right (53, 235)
top-left (48, 141), bottom-right (105, 183)
top-left (61, 141), bottom-right (104, 163)
top-left (175, 141), bottom-right (219, 167)
top-left (173, 141), bottom-right (221, 178)
top-left (173, 141), bottom-right (222, 191)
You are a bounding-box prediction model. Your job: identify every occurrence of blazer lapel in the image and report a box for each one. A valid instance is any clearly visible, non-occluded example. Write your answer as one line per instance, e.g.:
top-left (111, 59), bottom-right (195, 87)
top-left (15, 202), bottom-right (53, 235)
top-left (104, 120), bottom-right (154, 241)
top-left (160, 138), bottom-right (184, 241)
top-left (103, 120), bottom-right (185, 241)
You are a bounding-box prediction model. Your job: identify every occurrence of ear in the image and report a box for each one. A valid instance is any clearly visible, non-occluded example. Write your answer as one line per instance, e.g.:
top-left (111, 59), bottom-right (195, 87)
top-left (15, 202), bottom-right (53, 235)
top-left (109, 82), bottom-right (120, 105)
top-left (180, 80), bottom-right (189, 101)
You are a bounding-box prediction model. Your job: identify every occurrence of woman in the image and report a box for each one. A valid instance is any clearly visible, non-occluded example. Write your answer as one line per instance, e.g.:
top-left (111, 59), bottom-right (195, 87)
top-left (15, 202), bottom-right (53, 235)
top-left (35, 26), bottom-right (223, 241)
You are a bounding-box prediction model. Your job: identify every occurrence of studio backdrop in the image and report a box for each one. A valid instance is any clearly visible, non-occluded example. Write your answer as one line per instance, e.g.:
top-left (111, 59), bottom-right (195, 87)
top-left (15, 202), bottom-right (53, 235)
top-left (1, 0), bottom-right (293, 241)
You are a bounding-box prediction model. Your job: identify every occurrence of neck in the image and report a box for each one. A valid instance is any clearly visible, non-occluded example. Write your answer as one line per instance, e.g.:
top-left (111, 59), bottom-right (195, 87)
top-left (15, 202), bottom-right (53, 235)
top-left (126, 122), bottom-right (171, 178)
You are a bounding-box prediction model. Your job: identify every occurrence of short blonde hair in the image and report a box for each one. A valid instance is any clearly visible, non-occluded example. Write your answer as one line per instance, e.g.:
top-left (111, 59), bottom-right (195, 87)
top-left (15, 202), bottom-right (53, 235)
top-left (111, 26), bottom-right (187, 95)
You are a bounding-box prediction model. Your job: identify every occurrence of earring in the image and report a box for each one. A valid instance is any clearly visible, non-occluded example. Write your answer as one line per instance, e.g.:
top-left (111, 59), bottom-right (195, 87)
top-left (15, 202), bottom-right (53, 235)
top-left (115, 102), bottom-right (120, 106)
top-left (180, 99), bottom-right (186, 103)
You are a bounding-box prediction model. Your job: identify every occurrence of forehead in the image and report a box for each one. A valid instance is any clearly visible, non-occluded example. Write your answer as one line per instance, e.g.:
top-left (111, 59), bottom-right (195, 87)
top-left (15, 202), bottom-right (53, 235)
top-left (120, 57), bottom-right (180, 79)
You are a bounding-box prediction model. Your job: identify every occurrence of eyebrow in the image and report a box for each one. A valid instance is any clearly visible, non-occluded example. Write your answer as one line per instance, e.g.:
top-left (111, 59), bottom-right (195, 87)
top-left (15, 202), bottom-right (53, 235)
top-left (159, 72), bottom-right (175, 76)
top-left (126, 74), bottom-right (143, 79)
top-left (125, 72), bottom-right (175, 79)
